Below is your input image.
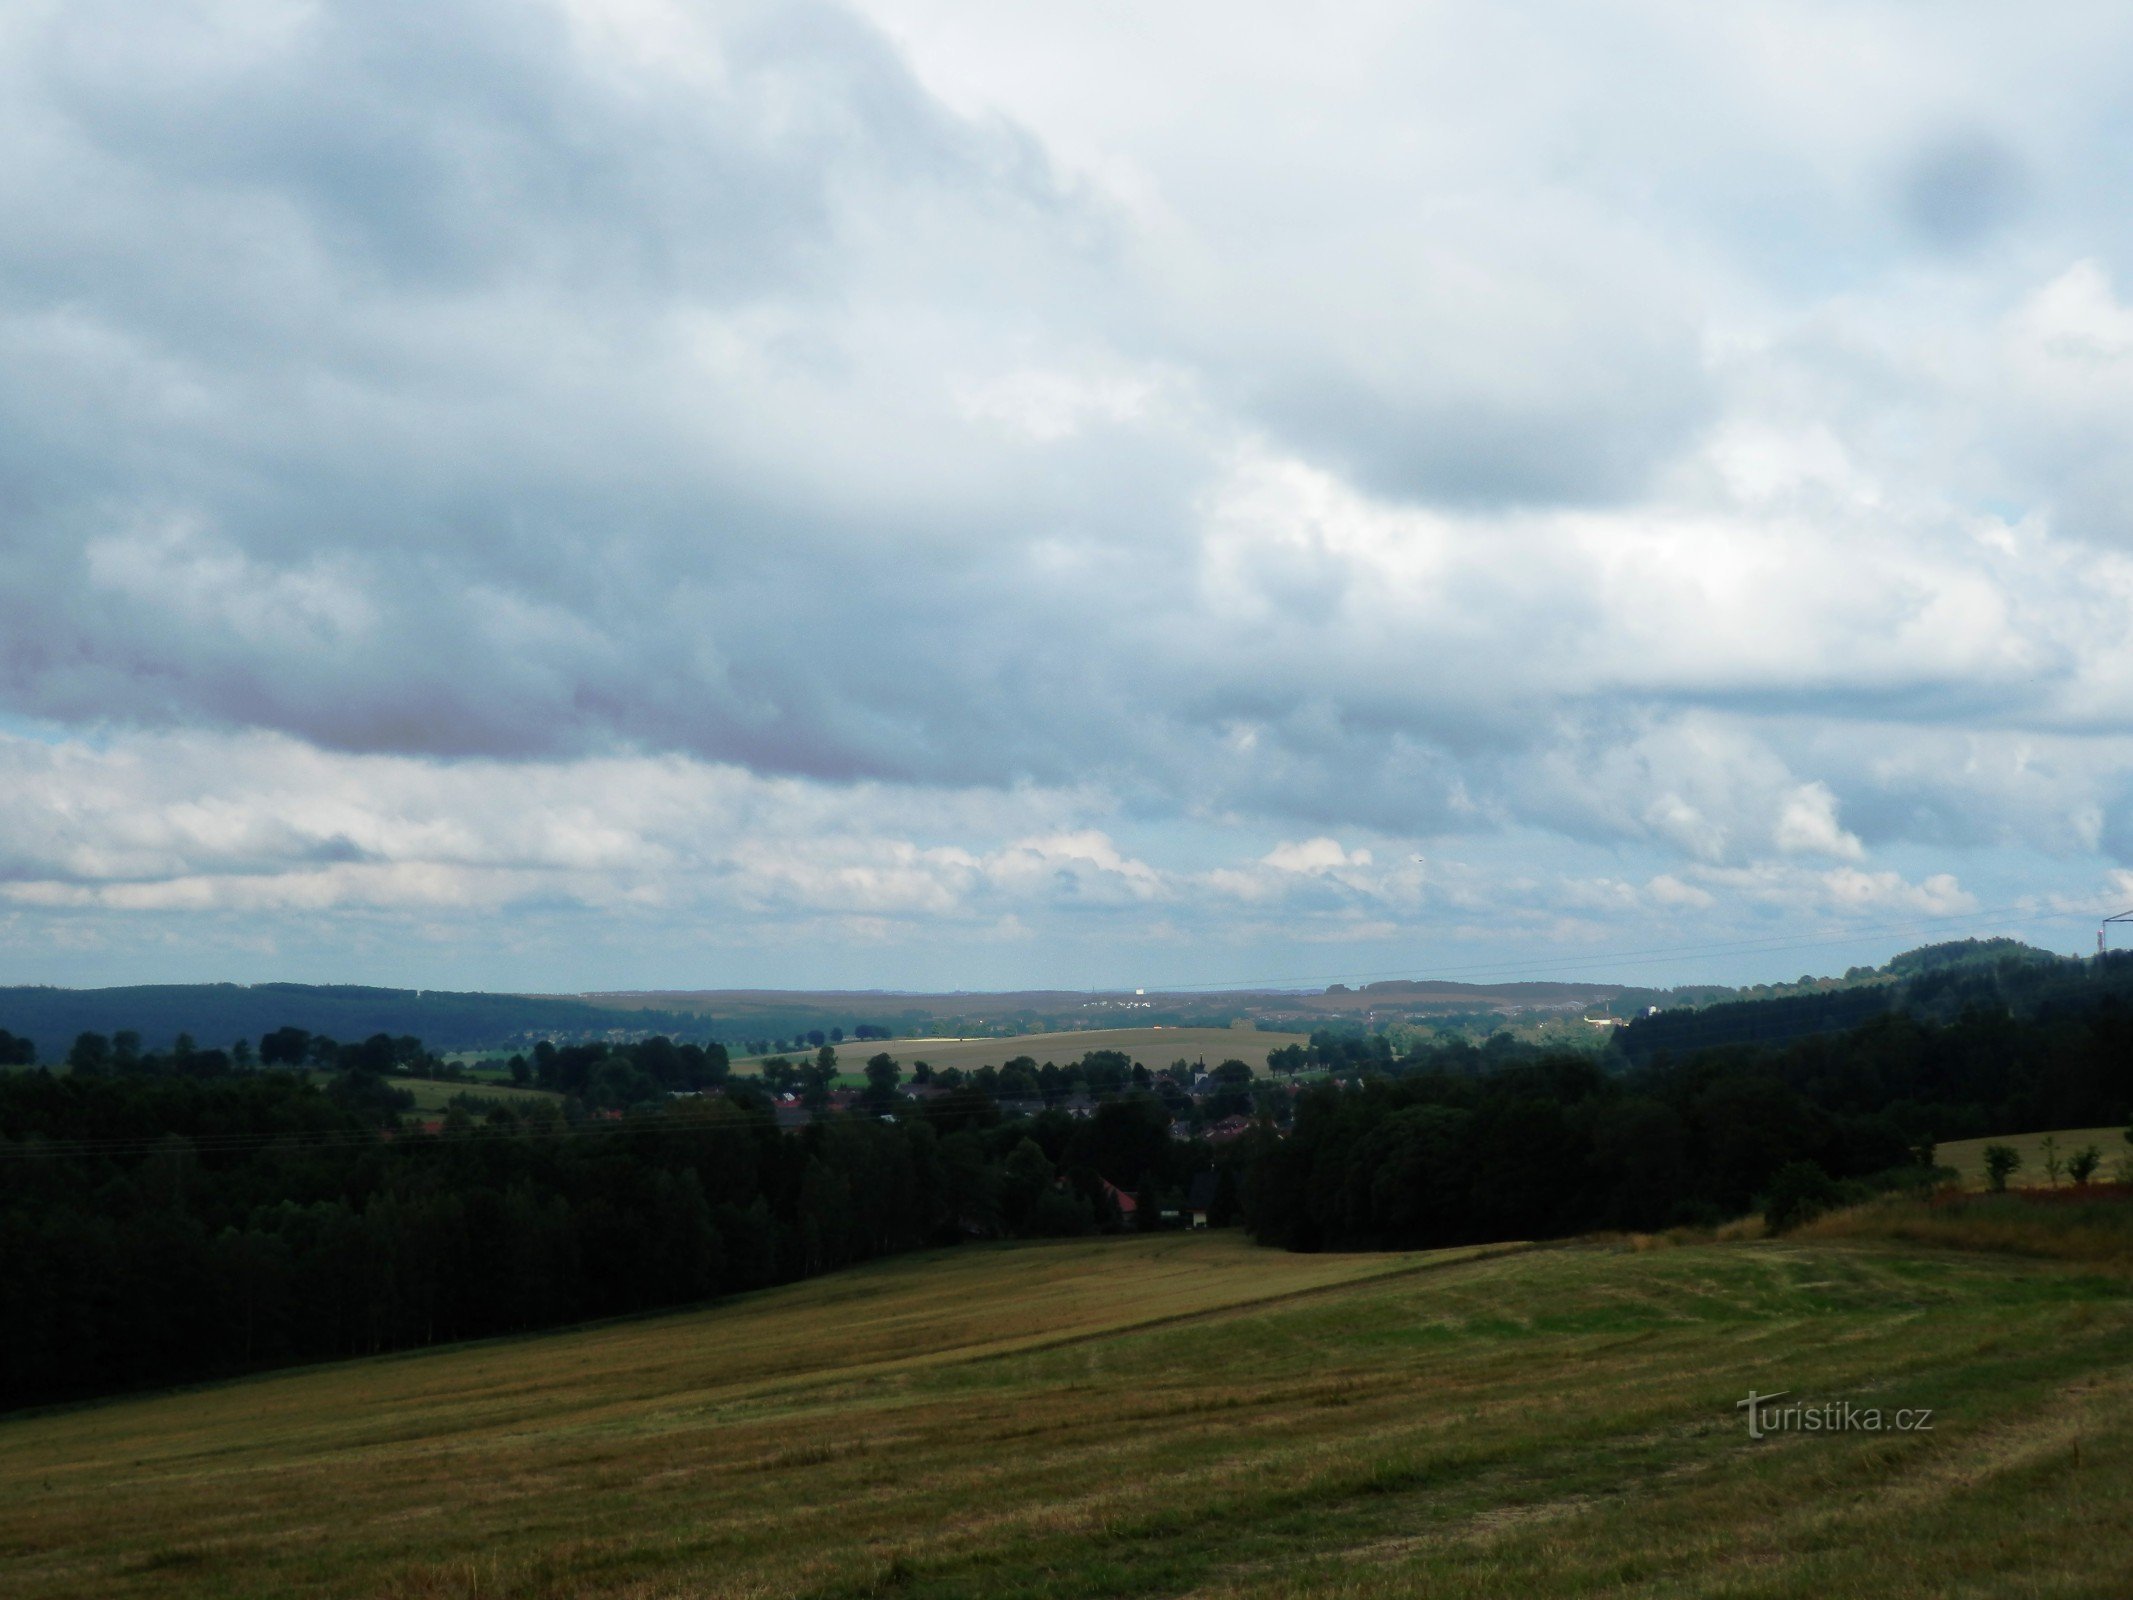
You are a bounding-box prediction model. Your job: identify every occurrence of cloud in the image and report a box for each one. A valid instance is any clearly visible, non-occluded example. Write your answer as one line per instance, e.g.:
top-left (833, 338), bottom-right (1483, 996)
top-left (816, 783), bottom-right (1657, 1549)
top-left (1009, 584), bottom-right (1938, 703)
top-left (3, 0), bottom-right (2133, 984)
top-left (1773, 784), bottom-right (1865, 862)
top-left (1898, 130), bottom-right (2032, 251)
top-left (1261, 839), bottom-right (1373, 876)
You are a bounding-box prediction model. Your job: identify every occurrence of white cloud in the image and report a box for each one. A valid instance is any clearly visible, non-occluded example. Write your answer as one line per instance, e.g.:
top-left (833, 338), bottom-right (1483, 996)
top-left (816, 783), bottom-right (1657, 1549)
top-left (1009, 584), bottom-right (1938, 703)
top-left (1774, 783), bottom-right (1866, 862)
top-left (1262, 838), bottom-right (1372, 875)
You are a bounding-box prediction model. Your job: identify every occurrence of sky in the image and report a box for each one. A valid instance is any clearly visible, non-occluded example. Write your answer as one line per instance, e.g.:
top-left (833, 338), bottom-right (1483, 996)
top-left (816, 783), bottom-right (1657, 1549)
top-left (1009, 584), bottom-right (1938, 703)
top-left (6, 0), bottom-right (2133, 994)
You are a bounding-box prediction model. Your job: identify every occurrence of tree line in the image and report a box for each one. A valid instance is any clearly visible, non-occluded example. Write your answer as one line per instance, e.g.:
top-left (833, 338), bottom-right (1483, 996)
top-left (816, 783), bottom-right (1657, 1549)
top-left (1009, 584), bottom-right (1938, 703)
top-left (1239, 966), bottom-right (2133, 1251)
top-left (0, 1047), bottom-right (1226, 1410)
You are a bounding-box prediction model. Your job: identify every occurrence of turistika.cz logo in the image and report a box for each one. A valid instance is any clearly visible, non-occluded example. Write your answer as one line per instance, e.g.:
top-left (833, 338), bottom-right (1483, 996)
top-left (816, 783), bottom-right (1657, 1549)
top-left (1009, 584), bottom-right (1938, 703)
top-left (1736, 1390), bottom-right (1935, 1439)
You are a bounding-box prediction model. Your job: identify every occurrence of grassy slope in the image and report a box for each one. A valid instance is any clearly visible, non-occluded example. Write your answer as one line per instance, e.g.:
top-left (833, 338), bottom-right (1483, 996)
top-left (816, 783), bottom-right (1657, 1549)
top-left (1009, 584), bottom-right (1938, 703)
top-left (739, 1027), bottom-right (1310, 1078)
top-left (5, 1232), bottom-right (2133, 1599)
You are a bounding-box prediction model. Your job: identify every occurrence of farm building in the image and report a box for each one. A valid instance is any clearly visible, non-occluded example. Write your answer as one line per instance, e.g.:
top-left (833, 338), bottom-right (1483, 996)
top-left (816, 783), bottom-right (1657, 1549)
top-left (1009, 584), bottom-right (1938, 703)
top-left (1187, 1171), bottom-right (1219, 1229)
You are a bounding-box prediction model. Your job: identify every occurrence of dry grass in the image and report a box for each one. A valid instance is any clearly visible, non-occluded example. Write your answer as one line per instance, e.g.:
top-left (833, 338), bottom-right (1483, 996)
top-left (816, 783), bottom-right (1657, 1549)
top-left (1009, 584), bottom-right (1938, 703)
top-left (6, 1230), bottom-right (2133, 1598)
top-left (1800, 1190), bottom-right (2133, 1266)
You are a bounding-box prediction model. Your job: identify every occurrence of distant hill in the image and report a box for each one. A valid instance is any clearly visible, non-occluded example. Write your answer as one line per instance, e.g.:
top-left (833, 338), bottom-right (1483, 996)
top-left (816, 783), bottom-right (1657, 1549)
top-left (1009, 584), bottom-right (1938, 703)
top-left (0, 983), bottom-right (703, 1062)
top-left (0, 937), bottom-right (2091, 1066)
top-left (1352, 980), bottom-right (1615, 1000)
top-left (1884, 937), bottom-right (2061, 978)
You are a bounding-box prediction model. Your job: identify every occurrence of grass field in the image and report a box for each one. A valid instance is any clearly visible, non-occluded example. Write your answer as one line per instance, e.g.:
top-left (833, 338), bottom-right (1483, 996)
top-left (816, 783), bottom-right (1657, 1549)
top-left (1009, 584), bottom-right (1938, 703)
top-left (743, 1026), bottom-right (1310, 1078)
top-left (7, 1226), bottom-right (2133, 1598)
top-left (302, 1071), bottom-right (562, 1113)
top-left (1938, 1126), bottom-right (2131, 1190)
top-left (398, 1077), bottom-right (560, 1113)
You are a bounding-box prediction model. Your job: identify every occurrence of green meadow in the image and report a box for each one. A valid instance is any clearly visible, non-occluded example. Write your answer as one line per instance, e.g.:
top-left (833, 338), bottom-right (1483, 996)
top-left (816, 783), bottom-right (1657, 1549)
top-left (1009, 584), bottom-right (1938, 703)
top-left (302, 1070), bottom-right (563, 1112)
top-left (5, 1227), bottom-right (2132, 1598)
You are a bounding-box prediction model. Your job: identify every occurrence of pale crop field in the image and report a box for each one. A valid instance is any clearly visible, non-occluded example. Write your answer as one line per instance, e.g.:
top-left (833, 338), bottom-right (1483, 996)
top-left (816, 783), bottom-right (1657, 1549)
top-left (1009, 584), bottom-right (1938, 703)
top-left (6, 1228), bottom-right (2133, 1598)
top-left (742, 1025), bottom-right (1309, 1078)
top-left (1936, 1125), bottom-right (2131, 1189)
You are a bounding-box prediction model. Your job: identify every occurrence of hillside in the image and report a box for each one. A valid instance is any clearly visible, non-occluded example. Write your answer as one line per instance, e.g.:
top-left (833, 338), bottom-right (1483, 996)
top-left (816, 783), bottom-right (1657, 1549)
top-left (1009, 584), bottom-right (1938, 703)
top-left (589, 979), bottom-right (1634, 1032)
top-left (1611, 936), bottom-right (2086, 1064)
top-left (5, 1231), bottom-right (2131, 1597)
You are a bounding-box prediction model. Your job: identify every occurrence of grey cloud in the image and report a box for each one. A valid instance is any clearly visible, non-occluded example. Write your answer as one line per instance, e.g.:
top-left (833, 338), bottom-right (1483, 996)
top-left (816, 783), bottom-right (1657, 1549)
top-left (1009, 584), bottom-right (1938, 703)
top-left (1898, 131), bottom-right (2031, 252)
top-left (2098, 782), bottom-right (2133, 866)
top-left (1258, 366), bottom-right (1707, 509)
top-left (20, 0), bottom-right (989, 302)
top-left (0, 0), bottom-right (1161, 772)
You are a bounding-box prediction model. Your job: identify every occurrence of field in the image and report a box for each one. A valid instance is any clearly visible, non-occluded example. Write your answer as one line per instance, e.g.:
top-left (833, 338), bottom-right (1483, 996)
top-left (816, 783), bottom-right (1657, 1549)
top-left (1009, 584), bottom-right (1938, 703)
top-left (397, 1077), bottom-right (560, 1113)
top-left (302, 1071), bottom-right (562, 1113)
top-left (1938, 1126), bottom-right (2131, 1189)
top-left (7, 1227), bottom-right (2133, 1598)
top-left (744, 1026), bottom-right (1310, 1078)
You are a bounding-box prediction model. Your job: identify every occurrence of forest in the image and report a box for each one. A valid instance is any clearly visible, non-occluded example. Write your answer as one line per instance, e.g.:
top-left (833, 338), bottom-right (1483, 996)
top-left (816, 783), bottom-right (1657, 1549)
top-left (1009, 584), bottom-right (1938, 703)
top-left (1241, 945), bottom-right (2133, 1250)
top-left (0, 1045), bottom-right (1204, 1410)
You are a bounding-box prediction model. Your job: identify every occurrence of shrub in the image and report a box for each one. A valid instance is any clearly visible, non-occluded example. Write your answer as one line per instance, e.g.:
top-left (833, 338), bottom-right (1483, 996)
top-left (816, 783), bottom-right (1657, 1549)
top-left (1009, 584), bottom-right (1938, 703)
top-left (1983, 1144), bottom-right (2022, 1193)
top-left (1764, 1161), bottom-right (1840, 1234)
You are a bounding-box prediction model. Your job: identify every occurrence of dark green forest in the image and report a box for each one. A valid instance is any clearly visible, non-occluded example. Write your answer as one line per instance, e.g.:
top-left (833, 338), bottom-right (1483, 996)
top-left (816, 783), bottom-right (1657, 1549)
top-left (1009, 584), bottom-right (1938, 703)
top-left (0, 1044), bottom-right (1205, 1411)
top-left (1243, 943), bottom-right (2133, 1250)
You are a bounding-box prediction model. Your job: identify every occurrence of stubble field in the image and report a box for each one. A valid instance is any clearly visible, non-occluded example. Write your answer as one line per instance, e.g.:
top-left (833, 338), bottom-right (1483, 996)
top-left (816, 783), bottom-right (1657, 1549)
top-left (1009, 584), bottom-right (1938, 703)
top-left (4, 1229), bottom-right (2132, 1598)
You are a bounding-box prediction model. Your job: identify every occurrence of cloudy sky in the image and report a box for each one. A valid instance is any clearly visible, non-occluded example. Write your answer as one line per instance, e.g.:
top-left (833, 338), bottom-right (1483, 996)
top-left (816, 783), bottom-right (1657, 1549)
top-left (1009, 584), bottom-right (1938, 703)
top-left (6, 0), bottom-right (2133, 993)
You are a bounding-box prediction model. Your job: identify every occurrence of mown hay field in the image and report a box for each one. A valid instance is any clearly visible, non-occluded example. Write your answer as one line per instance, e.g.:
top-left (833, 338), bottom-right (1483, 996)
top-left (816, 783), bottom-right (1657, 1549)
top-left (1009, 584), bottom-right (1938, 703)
top-left (742, 1026), bottom-right (1310, 1078)
top-left (5, 1229), bottom-right (2133, 1598)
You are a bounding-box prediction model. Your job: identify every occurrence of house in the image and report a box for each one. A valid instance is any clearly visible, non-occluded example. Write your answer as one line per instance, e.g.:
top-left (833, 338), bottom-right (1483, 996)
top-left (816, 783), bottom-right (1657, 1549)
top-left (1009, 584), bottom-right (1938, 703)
top-left (1098, 1176), bottom-right (1139, 1220)
top-left (1204, 1115), bottom-right (1254, 1144)
top-left (1187, 1170), bottom-right (1220, 1229)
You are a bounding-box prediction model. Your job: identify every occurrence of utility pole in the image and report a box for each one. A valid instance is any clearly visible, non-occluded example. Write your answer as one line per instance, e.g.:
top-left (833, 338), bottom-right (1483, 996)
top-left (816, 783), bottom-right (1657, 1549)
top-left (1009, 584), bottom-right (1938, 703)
top-left (2100, 909), bottom-right (2133, 955)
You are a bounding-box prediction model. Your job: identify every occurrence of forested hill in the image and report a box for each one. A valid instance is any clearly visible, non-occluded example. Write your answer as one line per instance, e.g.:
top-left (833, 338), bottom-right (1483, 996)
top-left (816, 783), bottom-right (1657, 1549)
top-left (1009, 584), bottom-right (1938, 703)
top-left (1612, 938), bottom-right (2092, 1064)
top-left (0, 984), bottom-right (703, 1060)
